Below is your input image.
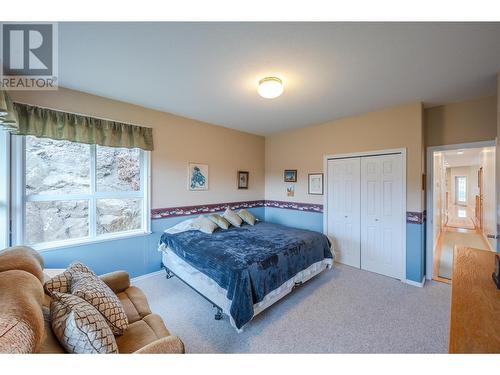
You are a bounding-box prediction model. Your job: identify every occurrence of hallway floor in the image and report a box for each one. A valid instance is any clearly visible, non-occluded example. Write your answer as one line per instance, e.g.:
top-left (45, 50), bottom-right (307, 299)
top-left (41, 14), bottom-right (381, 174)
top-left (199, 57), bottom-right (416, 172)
top-left (433, 204), bottom-right (491, 282)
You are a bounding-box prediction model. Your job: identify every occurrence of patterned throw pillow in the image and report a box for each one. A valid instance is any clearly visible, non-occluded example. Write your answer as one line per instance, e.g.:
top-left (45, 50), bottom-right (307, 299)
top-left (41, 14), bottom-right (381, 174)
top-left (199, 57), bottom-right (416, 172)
top-left (207, 214), bottom-right (230, 230)
top-left (223, 208), bottom-right (242, 227)
top-left (238, 209), bottom-right (256, 225)
top-left (44, 262), bottom-right (94, 295)
top-left (193, 215), bottom-right (219, 234)
top-left (50, 292), bottom-right (118, 354)
top-left (71, 271), bottom-right (128, 335)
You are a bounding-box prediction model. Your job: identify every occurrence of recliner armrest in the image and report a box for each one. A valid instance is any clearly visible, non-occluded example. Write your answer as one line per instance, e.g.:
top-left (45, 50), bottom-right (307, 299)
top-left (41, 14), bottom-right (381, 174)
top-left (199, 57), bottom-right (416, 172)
top-left (133, 336), bottom-right (185, 354)
top-left (99, 271), bottom-right (130, 294)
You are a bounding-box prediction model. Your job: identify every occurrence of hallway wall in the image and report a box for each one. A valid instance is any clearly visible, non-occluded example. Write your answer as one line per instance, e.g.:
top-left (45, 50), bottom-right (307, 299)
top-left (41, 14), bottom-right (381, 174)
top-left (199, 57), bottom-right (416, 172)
top-left (480, 148), bottom-right (496, 249)
top-left (432, 153), bottom-right (446, 244)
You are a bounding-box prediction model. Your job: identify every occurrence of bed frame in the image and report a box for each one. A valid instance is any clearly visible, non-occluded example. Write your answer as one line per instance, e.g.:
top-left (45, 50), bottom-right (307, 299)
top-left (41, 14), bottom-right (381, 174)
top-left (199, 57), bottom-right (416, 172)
top-left (163, 264), bottom-right (224, 320)
top-left (162, 262), bottom-right (309, 322)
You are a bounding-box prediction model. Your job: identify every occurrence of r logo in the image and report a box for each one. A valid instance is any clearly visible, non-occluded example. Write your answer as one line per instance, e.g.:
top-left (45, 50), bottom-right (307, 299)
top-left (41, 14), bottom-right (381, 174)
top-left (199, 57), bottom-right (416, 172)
top-left (2, 24), bottom-right (53, 76)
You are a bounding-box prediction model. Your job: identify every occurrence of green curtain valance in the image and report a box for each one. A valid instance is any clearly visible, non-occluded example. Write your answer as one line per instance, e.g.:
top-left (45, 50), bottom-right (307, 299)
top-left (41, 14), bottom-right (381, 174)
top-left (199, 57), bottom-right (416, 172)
top-left (0, 90), bottom-right (18, 131)
top-left (0, 91), bottom-right (153, 151)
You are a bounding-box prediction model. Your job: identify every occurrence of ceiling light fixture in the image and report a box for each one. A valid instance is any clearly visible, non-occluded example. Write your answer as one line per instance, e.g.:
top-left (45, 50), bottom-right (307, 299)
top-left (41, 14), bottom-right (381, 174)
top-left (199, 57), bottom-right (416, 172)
top-left (457, 151), bottom-right (464, 155)
top-left (257, 77), bottom-right (284, 99)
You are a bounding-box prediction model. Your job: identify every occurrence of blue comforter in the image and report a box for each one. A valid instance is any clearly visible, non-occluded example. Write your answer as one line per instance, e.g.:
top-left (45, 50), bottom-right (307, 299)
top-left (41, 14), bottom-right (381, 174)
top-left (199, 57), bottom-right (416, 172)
top-left (159, 222), bottom-right (333, 329)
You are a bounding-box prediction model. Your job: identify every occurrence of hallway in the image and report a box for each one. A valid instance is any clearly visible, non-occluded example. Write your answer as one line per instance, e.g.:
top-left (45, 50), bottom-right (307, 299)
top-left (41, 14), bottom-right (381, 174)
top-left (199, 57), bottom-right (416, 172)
top-left (431, 146), bottom-right (496, 284)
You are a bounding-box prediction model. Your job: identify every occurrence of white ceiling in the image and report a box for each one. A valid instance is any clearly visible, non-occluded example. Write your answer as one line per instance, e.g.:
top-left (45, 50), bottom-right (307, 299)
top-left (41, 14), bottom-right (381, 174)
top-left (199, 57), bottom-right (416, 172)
top-left (58, 22), bottom-right (500, 135)
top-left (442, 147), bottom-right (495, 167)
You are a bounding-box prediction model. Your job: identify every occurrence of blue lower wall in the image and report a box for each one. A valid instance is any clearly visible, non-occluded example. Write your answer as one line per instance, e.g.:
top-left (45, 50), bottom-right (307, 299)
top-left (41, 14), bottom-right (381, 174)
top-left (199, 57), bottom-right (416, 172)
top-left (42, 205), bottom-right (425, 283)
top-left (42, 207), bottom-right (265, 278)
top-left (264, 207), bottom-right (323, 232)
top-left (265, 208), bottom-right (425, 283)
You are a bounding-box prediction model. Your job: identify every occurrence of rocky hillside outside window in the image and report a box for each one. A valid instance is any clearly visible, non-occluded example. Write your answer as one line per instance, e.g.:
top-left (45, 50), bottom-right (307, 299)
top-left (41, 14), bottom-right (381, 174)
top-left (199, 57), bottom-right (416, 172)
top-left (12, 135), bottom-right (150, 250)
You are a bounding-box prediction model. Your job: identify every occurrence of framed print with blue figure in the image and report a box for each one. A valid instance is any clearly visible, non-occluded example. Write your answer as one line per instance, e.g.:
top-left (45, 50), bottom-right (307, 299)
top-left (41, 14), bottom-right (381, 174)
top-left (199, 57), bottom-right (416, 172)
top-left (188, 162), bottom-right (209, 191)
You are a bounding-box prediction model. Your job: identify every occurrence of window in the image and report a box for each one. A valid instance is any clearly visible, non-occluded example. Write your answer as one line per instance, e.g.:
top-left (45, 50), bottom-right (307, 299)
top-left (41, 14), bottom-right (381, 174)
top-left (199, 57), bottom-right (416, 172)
top-left (12, 135), bottom-right (150, 250)
top-left (455, 176), bottom-right (467, 204)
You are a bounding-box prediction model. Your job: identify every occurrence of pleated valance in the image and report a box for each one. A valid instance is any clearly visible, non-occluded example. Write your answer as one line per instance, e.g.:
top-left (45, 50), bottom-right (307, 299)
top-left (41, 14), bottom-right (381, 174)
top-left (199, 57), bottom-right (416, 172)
top-left (0, 90), bottom-right (18, 131)
top-left (0, 91), bottom-right (154, 151)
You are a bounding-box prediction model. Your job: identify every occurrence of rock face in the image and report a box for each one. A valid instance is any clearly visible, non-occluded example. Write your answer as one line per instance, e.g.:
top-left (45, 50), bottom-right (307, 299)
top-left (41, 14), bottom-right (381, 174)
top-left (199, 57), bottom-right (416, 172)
top-left (25, 136), bottom-right (142, 244)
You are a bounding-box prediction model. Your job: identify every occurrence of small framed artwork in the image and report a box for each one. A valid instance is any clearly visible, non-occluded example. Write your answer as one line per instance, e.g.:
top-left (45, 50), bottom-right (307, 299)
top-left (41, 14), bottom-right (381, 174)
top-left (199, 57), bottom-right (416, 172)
top-left (188, 162), bottom-right (209, 191)
top-left (286, 184), bottom-right (295, 197)
top-left (308, 173), bottom-right (323, 195)
top-left (284, 169), bottom-right (297, 182)
top-left (238, 171), bottom-right (249, 189)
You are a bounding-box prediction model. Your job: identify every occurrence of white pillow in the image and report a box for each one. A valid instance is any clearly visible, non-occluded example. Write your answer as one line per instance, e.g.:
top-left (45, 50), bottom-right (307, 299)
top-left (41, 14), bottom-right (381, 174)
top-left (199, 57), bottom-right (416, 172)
top-left (238, 209), bottom-right (256, 225)
top-left (193, 215), bottom-right (218, 234)
top-left (223, 208), bottom-right (242, 227)
top-left (165, 218), bottom-right (197, 234)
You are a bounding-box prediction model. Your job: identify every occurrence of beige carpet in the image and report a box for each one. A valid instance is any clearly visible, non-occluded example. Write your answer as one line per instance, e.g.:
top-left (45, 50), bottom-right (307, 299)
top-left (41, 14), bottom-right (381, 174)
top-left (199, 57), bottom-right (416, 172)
top-left (133, 264), bottom-right (451, 353)
top-left (438, 231), bottom-right (488, 279)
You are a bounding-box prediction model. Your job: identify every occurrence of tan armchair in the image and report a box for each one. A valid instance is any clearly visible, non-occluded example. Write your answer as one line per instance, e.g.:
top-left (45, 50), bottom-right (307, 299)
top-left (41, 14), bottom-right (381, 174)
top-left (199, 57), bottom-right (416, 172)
top-left (0, 246), bottom-right (184, 354)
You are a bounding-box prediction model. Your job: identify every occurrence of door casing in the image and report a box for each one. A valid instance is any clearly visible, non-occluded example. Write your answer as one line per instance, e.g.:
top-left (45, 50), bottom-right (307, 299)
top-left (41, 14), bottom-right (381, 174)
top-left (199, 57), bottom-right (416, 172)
top-left (425, 140), bottom-right (496, 280)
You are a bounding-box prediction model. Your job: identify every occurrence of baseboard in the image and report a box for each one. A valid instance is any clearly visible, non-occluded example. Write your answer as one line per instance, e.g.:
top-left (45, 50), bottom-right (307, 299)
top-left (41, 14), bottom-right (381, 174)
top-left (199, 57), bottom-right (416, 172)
top-left (130, 270), bottom-right (164, 283)
top-left (405, 276), bottom-right (426, 288)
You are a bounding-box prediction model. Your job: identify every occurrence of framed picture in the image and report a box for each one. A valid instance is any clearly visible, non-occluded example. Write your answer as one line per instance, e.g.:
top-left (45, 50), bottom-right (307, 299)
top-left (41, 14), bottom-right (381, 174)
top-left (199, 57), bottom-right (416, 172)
top-left (284, 169), bottom-right (297, 182)
top-left (188, 163), bottom-right (209, 191)
top-left (238, 171), bottom-right (249, 189)
top-left (308, 173), bottom-right (323, 195)
top-left (286, 184), bottom-right (295, 197)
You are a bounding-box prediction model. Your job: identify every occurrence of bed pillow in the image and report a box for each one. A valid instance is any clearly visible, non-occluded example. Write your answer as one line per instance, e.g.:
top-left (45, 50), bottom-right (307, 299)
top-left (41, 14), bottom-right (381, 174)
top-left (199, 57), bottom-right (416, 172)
top-left (193, 215), bottom-right (219, 234)
top-left (238, 209), bottom-right (256, 225)
top-left (223, 208), bottom-right (242, 227)
top-left (70, 271), bottom-right (129, 336)
top-left (207, 214), bottom-right (230, 230)
top-left (50, 292), bottom-right (118, 354)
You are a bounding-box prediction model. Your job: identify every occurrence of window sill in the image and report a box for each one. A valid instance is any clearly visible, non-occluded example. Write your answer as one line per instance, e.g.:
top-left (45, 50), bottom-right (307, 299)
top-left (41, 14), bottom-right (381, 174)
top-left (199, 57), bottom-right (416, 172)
top-left (32, 230), bottom-right (152, 253)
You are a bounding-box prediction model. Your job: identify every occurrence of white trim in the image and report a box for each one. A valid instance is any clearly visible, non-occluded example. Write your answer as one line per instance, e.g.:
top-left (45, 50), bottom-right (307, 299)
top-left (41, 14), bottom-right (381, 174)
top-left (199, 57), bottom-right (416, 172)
top-left (33, 229), bottom-right (152, 252)
top-left (11, 136), bottom-right (152, 250)
top-left (405, 276), bottom-right (426, 288)
top-left (0, 131), bottom-right (10, 249)
top-left (425, 140), bottom-right (496, 280)
top-left (323, 148), bottom-right (407, 282)
top-left (130, 269), bottom-right (164, 283)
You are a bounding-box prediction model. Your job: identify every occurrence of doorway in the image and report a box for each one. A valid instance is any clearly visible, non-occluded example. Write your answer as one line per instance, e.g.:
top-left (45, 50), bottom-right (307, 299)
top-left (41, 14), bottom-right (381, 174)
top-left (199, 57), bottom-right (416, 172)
top-left (323, 149), bottom-right (407, 281)
top-left (426, 141), bottom-right (496, 283)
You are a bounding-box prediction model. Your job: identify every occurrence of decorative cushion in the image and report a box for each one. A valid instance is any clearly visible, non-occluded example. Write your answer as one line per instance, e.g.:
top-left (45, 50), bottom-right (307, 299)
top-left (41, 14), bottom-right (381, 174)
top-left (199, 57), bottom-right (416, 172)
top-left (50, 292), bottom-right (118, 354)
top-left (44, 261), bottom-right (94, 295)
top-left (207, 214), bottom-right (230, 230)
top-left (193, 215), bottom-right (218, 234)
top-left (71, 271), bottom-right (129, 335)
top-left (238, 209), bottom-right (256, 225)
top-left (223, 208), bottom-right (242, 227)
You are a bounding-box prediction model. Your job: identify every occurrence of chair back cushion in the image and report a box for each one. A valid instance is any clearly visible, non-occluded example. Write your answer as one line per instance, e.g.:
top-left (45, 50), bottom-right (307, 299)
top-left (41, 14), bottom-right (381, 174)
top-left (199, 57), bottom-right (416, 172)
top-left (0, 246), bottom-right (45, 283)
top-left (0, 270), bottom-right (45, 353)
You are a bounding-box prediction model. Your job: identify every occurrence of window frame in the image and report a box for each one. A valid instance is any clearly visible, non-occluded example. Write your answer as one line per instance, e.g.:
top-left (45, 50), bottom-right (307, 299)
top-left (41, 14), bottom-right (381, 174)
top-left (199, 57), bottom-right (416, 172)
top-left (11, 135), bottom-right (151, 252)
top-left (0, 131), bottom-right (10, 249)
top-left (455, 175), bottom-right (467, 204)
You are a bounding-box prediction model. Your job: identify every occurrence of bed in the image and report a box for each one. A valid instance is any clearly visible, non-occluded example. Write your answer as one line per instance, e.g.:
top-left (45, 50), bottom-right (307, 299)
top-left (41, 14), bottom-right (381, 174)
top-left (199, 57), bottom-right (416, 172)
top-left (158, 219), bottom-right (334, 331)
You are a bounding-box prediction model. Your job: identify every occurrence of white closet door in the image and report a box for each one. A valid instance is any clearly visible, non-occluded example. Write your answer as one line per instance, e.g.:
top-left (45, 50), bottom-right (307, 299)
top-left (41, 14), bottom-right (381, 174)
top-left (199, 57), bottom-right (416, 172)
top-left (360, 154), bottom-right (403, 279)
top-left (327, 158), bottom-right (361, 268)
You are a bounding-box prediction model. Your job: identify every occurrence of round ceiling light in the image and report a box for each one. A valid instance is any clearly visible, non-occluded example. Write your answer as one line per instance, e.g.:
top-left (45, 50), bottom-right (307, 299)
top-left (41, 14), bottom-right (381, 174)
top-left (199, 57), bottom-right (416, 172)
top-left (257, 77), bottom-right (284, 99)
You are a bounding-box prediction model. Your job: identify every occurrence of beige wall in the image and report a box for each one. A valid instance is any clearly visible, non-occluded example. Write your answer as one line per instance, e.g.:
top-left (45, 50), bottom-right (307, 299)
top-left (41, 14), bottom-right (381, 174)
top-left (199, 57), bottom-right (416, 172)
top-left (265, 102), bottom-right (424, 212)
top-left (9, 88), bottom-right (265, 209)
top-left (424, 95), bottom-right (497, 147)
